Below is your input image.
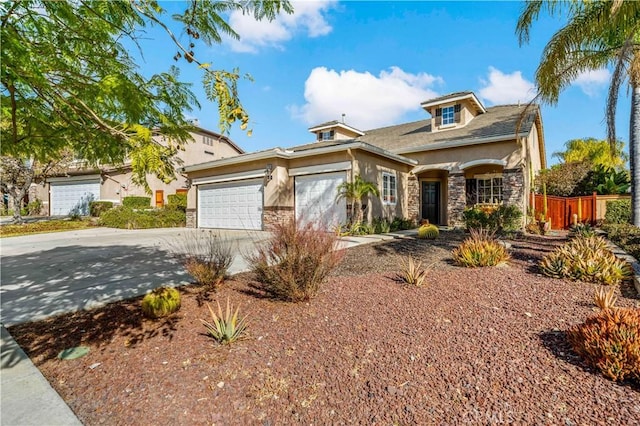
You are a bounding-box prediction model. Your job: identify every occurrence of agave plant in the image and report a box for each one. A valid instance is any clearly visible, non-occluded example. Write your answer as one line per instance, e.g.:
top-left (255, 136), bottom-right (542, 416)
top-left (201, 298), bottom-right (249, 344)
top-left (594, 286), bottom-right (617, 311)
top-left (396, 256), bottom-right (430, 287)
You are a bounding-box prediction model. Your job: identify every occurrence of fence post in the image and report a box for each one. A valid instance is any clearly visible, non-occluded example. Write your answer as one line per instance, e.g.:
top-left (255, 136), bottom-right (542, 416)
top-left (592, 192), bottom-right (597, 226)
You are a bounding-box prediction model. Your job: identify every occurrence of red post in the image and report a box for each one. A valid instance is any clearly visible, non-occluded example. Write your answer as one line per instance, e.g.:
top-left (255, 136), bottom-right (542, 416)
top-left (592, 192), bottom-right (597, 226)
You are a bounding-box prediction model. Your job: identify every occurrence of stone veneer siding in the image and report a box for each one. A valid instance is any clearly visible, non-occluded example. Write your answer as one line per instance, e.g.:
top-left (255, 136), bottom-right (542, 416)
top-left (502, 168), bottom-right (525, 206)
top-left (186, 208), bottom-right (196, 228)
top-left (263, 206), bottom-right (294, 231)
top-left (447, 172), bottom-right (467, 228)
top-left (407, 175), bottom-right (419, 223)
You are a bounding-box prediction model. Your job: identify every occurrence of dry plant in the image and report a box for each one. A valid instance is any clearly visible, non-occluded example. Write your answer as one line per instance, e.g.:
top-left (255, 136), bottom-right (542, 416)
top-left (396, 256), bottom-right (430, 287)
top-left (594, 286), bottom-right (617, 310)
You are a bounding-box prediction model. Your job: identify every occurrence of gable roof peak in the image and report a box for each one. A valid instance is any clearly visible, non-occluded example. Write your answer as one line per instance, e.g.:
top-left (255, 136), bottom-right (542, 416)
top-left (420, 91), bottom-right (486, 115)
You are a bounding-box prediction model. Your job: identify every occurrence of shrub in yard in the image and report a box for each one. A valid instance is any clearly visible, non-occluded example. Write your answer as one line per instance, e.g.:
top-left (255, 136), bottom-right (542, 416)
top-left (167, 193), bottom-right (187, 211)
top-left (99, 206), bottom-right (185, 229)
top-left (26, 199), bottom-right (42, 215)
top-left (452, 229), bottom-right (509, 267)
top-left (172, 230), bottom-right (234, 289)
top-left (594, 286), bottom-right (617, 310)
top-left (141, 286), bottom-right (181, 319)
top-left (396, 256), bottom-right (429, 286)
top-left (568, 307), bottom-right (640, 382)
top-left (248, 219), bottom-right (343, 302)
top-left (389, 217), bottom-right (416, 232)
top-left (568, 222), bottom-right (595, 239)
top-left (122, 196), bottom-right (151, 209)
top-left (539, 236), bottom-right (631, 285)
top-left (605, 199), bottom-right (631, 224)
top-left (372, 217), bottom-right (391, 234)
top-left (201, 298), bottom-right (248, 344)
top-left (417, 224), bottom-right (439, 239)
top-left (89, 201), bottom-right (114, 217)
top-left (602, 223), bottom-right (640, 260)
top-left (463, 205), bottom-right (523, 234)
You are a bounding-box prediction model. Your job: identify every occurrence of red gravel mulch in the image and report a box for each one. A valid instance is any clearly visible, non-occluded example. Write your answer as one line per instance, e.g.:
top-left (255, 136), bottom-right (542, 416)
top-left (9, 233), bottom-right (640, 425)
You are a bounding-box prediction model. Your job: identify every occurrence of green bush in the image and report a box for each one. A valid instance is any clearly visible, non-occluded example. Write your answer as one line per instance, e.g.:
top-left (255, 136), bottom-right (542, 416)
top-left (26, 199), bottom-right (42, 215)
top-left (602, 223), bottom-right (640, 260)
top-left (605, 199), bottom-right (631, 224)
top-left (89, 201), bottom-right (114, 217)
top-left (167, 193), bottom-right (187, 211)
top-left (122, 196), bottom-right (151, 209)
top-left (99, 206), bottom-right (185, 229)
top-left (141, 286), bottom-right (181, 319)
top-left (463, 205), bottom-right (522, 234)
top-left (389, 217), bottom-right (416, 232)
top-left (372, 217), bottom-right (391, 234)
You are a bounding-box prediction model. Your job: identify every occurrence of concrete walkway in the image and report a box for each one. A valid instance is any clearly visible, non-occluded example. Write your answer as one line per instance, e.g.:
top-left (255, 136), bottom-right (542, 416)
top-left (0, 227), bottom-right (416, 425)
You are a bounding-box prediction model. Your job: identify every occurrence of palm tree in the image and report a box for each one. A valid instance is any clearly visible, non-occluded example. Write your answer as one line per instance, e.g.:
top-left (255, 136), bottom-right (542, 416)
top-left (336, 174), bottom-right (380, 224)
top-left (516, 1), bottom-right (640, 225)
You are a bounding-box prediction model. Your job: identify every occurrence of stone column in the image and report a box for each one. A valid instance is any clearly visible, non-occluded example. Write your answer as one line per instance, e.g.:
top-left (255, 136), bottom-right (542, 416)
top-left (263, 206), bottom-right (294, 231)
top-left (186, 208), bottom-right (197, 228)
top-left (447, 172), bottom-right (466, 228)
top-left (502, 168), bottom-right (526, 226)
top-left (407, 174), bottom-right (419, 223)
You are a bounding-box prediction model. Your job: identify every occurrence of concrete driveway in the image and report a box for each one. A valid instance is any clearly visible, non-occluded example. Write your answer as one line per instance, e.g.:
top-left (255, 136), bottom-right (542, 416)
top-left (0, 227), bottom-right (269, 326)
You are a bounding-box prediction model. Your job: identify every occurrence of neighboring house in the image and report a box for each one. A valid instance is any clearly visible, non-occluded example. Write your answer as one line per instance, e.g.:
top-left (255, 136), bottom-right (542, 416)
top-left (32, 127), bottom-right (243, 216)
top-left (183, 91), bottom-right (546, 231)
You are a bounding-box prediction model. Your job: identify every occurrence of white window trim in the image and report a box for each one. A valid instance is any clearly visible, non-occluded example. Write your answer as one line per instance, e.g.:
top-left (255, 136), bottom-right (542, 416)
top-left (382, 172), bottom-right (397, 205)
top-left (441, 105), bottom-right (455, 125)
top-left (474, 173), bottom-right (503, 205)
top-left (320, 130), bottom-right (333, 141)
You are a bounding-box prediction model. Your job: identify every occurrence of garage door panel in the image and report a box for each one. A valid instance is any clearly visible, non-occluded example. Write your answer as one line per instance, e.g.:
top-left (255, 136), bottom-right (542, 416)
top-left (295, 172), bottom-right (346, 230)
top-left (198, 180), bottom-right (263, 230)
top-left (50, 181), bottom-right (101, 216)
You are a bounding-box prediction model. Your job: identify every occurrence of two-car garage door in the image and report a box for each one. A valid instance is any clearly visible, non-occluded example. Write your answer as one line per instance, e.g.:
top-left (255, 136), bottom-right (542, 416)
top-left (198, 180), bottom-right (263, 230)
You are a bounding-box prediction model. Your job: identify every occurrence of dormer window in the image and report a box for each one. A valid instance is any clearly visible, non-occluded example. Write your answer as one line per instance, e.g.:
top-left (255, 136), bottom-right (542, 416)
top-left (434, 104), bottom-right (462, 127)
top-left (320, 130), bottom-right (334, 141)
top-left (442, 106), bottom-right (455, 125)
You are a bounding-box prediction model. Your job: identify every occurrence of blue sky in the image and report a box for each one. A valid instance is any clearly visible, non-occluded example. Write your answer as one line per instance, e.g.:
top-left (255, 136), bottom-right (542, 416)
top-left (139, 1), bottom-right (631, 165)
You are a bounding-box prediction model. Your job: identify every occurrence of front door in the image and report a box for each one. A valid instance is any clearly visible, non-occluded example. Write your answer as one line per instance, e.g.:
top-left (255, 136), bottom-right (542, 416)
top-left (421, 181), bottom-right (440, 224)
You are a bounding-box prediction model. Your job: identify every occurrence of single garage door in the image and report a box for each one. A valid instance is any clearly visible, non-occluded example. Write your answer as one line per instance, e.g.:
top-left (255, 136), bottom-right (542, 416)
top-left (50, 180), bottom-right (101, 216)
top-left (198, 179), bottom-right (263, 230)
top-left (295, 172), bottom-right (346, 229)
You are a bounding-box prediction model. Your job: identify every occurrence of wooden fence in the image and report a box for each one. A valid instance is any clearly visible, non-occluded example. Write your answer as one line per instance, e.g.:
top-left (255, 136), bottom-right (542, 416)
top-left (531, 193), bottom-right (631, 229)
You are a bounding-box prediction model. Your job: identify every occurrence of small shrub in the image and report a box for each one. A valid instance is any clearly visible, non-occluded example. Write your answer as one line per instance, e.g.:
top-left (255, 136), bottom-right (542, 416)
top-left (594, 286), bottom-right (617, 310)
top-left (89, 201), bottom-right (114, 217)
top-left (99, 206), bottom-right (185, 229)
top-left (539, 236), bottom-right (632, 285)
top-left (569, 222), bottom-right (595, 239)
top-left (463, 204), bottom-right (523, 234)
top-left (26, 199), bottom-right (42, 216)
top-left (452, 229), bottom-right (510, 267)
top-left (172, 230), bottom-right (234, 289)
top-left (603, 223), bottom-right (640, 260)
top-left (568, 307), bottom-right (640, 382)
top-left (462, 206), bottom-right (491, 230)
top-left (122, 196), bottom-right (151, 209)
top-left (605, 199), bottom-right (631, 224)
top-left (389, 217), bottom-right (416, 232)
top-left (417, 224), bottom-right (439, 239)
top-left (201, 298), bottom-right (248, 344)
top-left (141, 286), bottom-right (181, 319)
top-left (248, 219), bottom-right (343, 302)
top-left (396, 256), bottom-right (429, 286)
top-left (373, 217), bottom-right (391, 234)
top-left (167, 193), bottom-right (187, 211)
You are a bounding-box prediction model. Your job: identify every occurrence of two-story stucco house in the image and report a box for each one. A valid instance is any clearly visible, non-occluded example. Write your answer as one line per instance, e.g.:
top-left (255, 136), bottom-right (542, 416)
top-left (183, 92), bottom-right (546, 231)
top-left (33, 127), bottom-right (243, 216)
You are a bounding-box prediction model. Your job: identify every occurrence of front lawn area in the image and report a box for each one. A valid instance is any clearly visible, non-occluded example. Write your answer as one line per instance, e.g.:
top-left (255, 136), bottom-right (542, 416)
top-left (0, 219), bottom-right (99, 238)
top-left (8, 233), bottom-right (640, 424)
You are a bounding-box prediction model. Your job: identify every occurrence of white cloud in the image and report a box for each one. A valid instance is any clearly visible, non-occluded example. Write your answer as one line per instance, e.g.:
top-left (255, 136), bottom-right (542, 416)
top-left (228, 1), bottom-right (336, 53)
top-left (290, 66), bottom-right (443, 130)
top-left (574, 69), bottom-right (611, 97)
top-left (478, 67), bottom-right (535, 105)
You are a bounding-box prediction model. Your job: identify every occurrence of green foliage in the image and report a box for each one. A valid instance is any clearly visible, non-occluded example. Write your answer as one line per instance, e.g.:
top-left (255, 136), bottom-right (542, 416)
top-left (372, 217), bottom-right (391, 234)
top-left (568, 308), bottom-right (640, 383)
top-left (568, 223), bottom-right (596, 239)
top-left (552, 138), bottom-right (627, 169)
top-left (590, 166), bottom-right (630, 195)
top-left (89, 201), bottom-right (114, 217)
top-left (389, 217), bottom-right (416, 232)
top-left (26, 199), bottom-right (42, 215)
top-left (336, 175), bottom-right (380, 224)
top-left (171, 230), bottom-right (234, 289)
top-left (602, 223), bottom-right (640, 260)
top-left (396, 256), bottom-right (429, 287)
top-left (99, 206), bottom-right (185, 229)
top-left (122, 196), bottom-right (151, 209)
top-left (539, 236), bottom-right (632, 285)
top-left (452, 229), bottom-right (510, 267)
top-left (463, 205), bottom-right (523, 234)
top-left (417, 224), bottom-right (439, 239)
top-left (536, 161), bottom-right (593, 196)
top-left (201, 298), bottom-right (249, 345)
top-left (167, 193), bottom-right (187, 211)
top-left (605, 199), bottom-right (631, 224)
top-left (249, 219), bottom-right (343, 302)
top-left (141, 287), bottom-right (181, 319)
top-left (0, 219), bottom-right (96, 237)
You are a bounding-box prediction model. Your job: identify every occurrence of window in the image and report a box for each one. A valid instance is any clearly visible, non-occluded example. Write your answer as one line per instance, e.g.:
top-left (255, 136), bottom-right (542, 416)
top-left (320, 130), bottom-right (334, 141)
top-left (475, 174), bottom-right (503, 204)
top-left (203, 136), bottom-right (215, 146)
top-left (442, 105), bottom-right (455, 125)
top-left (382, 172), bottom-right (397, 205)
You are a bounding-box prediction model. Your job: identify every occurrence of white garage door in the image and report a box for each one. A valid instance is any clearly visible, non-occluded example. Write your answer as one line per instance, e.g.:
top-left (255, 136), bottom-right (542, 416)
top-left (295, 172), bottom-right (346, 230)
top-left (198, 179), bottom-right (263, 230)
top-left (50, 180), bottom-right (101, 216)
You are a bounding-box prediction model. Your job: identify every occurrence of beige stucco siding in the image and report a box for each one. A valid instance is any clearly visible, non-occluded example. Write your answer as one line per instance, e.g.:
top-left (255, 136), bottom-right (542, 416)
top-left (406, 140), bottom-right (522, 170)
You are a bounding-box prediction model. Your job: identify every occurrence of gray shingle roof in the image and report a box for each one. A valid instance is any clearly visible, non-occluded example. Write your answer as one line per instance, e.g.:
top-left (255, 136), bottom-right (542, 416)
top-left (356, 104), bottom-right (539, 153)
top-left (420, 91), bottom-right (474, 105)
top-left (308, 120), bottom-right (340, 130)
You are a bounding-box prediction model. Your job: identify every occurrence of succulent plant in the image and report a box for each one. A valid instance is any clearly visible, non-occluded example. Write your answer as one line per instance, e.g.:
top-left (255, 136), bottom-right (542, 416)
top-left (417, 224), bottom-right (439, 239)
top-left (396, 256), bottom-right (430, 286)
top-left (141, 286), bottom-right (181, 319)
top-left (594, 286), bottom-right (617, 310)
top-left (201, 297), bottom-right (249, 344)
top-left (452, 229), bottom-right (509, 267)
